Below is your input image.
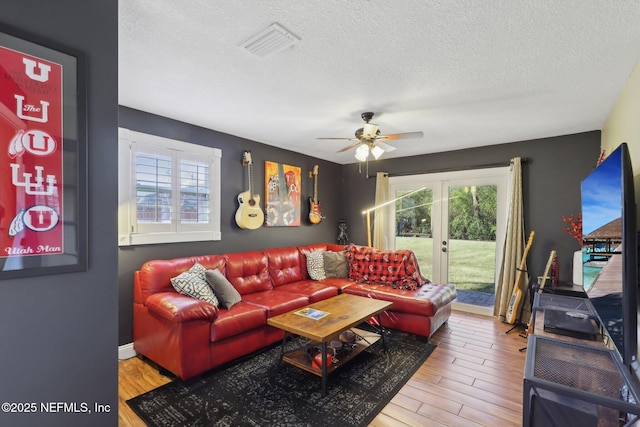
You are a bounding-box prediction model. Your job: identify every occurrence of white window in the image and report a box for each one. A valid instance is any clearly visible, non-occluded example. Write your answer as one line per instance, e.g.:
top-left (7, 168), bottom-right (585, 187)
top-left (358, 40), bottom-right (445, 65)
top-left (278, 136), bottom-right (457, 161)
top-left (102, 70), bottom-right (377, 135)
top-left (118, 128), bottom-right (221, 246)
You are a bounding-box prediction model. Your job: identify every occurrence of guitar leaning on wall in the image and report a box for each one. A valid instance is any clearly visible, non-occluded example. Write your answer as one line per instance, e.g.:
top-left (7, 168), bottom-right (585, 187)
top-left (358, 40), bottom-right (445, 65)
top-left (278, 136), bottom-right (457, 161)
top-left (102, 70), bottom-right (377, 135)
top-left (308, 165), bottom-right (323, 224)
top-left (235, 151), bottom-right (264, 230)
top-left (526, 249), bottom-right (557, 336)
top-left (537, 249), bottom-right (556, 295)
top-left (505, 230), bottom-right (535, 324)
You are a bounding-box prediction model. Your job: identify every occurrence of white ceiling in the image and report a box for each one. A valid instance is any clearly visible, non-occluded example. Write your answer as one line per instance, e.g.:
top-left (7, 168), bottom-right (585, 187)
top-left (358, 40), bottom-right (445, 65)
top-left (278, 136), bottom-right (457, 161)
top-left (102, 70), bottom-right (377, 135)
top-left (119, 0), bottom-right (640, 165)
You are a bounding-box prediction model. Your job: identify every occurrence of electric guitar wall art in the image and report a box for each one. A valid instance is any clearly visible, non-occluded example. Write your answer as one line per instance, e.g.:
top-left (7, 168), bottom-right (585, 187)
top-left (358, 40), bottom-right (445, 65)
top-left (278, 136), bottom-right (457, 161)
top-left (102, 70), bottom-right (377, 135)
top-left (308, 165), bottom-right (323, 224)
top-left (235, 151), bottom-right (264, 230)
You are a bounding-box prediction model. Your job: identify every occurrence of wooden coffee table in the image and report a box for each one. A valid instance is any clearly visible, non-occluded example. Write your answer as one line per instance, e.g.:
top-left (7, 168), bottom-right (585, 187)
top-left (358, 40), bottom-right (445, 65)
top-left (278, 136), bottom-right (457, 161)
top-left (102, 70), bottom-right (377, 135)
top-left (267, 293), bottom-right (392, 395)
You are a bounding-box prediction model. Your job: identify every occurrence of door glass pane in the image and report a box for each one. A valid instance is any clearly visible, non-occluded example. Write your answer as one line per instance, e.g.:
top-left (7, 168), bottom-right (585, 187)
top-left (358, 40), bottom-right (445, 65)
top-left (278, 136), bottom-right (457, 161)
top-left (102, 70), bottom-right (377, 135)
top-left (447, 184), bottom-right (497, 295)
top-left (394, 188), bottom-right (434, 280)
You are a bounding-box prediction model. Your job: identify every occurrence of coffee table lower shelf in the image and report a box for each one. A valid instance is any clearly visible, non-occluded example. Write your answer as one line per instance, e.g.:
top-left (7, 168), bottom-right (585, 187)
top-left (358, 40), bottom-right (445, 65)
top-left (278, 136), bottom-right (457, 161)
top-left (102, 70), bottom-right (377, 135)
top-left (281, 327), bottom-right (381, 376)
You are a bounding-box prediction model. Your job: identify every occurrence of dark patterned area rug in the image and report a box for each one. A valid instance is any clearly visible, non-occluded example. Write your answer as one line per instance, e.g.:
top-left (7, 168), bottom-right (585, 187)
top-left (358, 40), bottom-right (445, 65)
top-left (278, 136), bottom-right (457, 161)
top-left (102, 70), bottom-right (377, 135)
top-left (127, 326), bottom-right (437, 427)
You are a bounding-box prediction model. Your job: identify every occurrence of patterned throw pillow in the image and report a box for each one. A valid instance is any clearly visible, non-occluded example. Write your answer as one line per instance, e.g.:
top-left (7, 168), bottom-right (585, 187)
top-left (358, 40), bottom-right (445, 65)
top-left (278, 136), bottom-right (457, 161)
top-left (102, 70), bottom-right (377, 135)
top-left (170, 262), bottom-right (219, 306)
top-left (306, 250), bottom-right (326, 280)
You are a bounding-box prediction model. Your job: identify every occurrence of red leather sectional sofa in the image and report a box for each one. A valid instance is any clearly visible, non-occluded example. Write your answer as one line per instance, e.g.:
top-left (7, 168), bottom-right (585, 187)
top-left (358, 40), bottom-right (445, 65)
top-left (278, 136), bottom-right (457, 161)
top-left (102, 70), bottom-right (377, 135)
top-left (133, 243), bottom-right (456, 380)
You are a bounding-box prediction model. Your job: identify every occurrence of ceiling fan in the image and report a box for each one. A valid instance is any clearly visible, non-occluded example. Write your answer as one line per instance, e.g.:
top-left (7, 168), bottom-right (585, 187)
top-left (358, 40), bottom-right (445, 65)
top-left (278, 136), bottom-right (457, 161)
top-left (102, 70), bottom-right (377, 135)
top-left (317, 112), bottom-right (423, 161)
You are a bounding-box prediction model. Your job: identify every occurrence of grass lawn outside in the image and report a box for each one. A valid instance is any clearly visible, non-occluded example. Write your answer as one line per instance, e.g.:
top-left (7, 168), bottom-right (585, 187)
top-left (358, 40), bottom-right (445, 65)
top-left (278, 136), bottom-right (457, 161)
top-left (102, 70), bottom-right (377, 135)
top-left (396, 236), bottom-right (496, 294)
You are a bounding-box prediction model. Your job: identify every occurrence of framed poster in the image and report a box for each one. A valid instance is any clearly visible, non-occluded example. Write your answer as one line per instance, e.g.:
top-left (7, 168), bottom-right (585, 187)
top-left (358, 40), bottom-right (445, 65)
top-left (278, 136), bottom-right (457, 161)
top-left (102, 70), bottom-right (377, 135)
top-left (0, 25), bottom-right (87, 279)
top-left (264, 161), bottom-right (301, 226)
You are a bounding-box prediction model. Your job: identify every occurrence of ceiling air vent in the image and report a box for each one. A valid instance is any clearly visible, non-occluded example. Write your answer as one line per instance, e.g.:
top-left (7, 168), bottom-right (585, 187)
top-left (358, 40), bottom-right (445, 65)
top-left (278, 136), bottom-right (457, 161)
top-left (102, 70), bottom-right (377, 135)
top-left (240, 23), bottom-right (300, 58)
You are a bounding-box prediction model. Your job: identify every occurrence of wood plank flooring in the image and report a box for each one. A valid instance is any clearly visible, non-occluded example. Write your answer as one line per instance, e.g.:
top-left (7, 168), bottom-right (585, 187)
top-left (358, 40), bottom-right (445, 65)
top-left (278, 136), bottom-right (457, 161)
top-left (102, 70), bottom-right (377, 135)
top-left (118, 310), bottom-right (528, 426)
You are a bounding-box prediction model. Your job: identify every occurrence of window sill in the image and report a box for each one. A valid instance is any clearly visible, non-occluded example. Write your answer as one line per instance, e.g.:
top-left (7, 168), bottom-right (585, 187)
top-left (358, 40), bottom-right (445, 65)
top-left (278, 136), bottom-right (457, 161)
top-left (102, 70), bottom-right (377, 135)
top-left (118, 231), bottom-right (221, 246)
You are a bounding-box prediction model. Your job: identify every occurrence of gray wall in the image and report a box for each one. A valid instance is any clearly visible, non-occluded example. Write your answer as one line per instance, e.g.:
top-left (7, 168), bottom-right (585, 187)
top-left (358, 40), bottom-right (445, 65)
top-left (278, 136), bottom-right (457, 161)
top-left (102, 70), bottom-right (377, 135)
top-left (340, 131), bottom-right (601, 286)
top-left (118, 107), bottom-right (346, 344)
top-left (1, 1), bottom-right (118, 427)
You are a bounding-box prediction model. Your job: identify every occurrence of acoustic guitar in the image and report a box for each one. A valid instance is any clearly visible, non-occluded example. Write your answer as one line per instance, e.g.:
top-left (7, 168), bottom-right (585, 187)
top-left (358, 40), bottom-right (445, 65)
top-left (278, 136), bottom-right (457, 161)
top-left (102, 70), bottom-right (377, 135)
top-left (235, 151), bottom-right (264, 230)
top-left (308, 165), bottom-right (322, 224)
top-left (505, 231), bottom-right (535, 324)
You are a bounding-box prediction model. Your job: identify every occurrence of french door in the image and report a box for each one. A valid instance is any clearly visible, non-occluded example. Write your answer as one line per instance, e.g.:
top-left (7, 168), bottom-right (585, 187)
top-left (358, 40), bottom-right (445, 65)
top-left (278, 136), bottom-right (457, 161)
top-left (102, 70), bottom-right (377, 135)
top-left (388, 167), bottom-right (509, 314)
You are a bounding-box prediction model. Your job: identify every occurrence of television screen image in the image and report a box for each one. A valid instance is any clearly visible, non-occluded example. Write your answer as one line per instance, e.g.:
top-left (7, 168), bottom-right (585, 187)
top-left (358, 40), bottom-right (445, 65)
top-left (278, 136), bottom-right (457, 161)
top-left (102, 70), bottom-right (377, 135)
top-left (581, 143), bottom-right (638, 369)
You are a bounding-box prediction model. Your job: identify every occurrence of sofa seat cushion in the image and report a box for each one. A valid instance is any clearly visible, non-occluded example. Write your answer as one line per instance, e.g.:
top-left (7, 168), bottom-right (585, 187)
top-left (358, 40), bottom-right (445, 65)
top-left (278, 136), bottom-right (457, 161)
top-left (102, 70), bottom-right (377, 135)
top-left (317, 277), bottom-right (356, 292)
top-left (242, 290), bottom-right (309, 317)
top-left (276, 280), bottom-right (338, 302)
top-left (210, 302), bottom-right (267, 342)
top-left (343, 282), bottom-right (456, 317)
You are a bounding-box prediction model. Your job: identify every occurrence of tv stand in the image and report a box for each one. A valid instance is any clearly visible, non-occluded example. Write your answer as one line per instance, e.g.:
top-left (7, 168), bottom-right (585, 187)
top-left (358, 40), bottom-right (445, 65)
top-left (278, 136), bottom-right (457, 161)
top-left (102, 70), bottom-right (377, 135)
top-left (543, 281), bottom-right (588, 298)
top-left (523, 294), bottom-right (640, 426)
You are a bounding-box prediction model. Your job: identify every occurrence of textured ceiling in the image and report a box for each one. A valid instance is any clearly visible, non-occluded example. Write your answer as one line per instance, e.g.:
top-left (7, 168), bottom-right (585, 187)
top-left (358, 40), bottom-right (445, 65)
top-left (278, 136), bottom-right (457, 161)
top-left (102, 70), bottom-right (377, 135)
top-left (119, 0), bottom-right (640, 164)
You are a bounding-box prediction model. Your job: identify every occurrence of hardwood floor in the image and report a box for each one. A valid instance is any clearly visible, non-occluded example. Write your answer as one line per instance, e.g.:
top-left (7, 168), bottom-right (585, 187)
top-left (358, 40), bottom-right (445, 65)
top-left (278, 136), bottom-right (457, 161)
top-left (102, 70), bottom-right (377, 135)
top-left (118, 310), bottom-right (528, 426)
top-left (371, 311), bottom-right (527, 426)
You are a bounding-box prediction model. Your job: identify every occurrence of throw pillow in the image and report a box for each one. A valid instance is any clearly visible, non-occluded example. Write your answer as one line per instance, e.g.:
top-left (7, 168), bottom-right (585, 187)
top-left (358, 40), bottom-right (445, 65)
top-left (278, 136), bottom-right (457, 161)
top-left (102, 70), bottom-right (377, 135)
top-left (205, 269), bottom-right (242, 309)
top-left (170, 262), bottom-right (219, 306)
top-left (323, 251), bottom-right (348, 278)
top-left (306, 250), bottom-right (326, 280)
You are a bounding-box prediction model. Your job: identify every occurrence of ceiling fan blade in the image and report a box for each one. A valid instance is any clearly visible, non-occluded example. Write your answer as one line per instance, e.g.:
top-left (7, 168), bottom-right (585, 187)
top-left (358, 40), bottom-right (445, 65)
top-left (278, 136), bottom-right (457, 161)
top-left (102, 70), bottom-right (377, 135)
top-left (316, 137), bottom-right (354, 141)
top-left (336, 141), bottom-right (362, 153)
top-left (375, 141), bottom-right (397, 152)
top-left (378, 131), bottom-right (424, 141)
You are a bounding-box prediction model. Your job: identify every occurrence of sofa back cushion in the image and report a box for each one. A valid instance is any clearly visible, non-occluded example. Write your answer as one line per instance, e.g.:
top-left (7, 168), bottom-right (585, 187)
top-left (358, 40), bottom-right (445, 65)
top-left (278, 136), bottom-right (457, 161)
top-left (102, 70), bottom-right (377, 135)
top-left (264, 246), bottom-right (304, 286)
top-left (326, 243), bottom-right (347, 252)
top-left (135, 255), bottom-right (225, 304)
top-left (224, 251), bottom-right (272, 295)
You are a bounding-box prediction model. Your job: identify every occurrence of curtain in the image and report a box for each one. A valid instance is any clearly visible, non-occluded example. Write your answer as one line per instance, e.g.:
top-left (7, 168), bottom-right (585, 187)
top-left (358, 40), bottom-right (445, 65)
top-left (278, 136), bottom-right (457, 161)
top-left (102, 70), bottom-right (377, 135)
top-left (372, 172), bottom-right (389, 250)
top-left (495, 157), bottom-right (526, 320)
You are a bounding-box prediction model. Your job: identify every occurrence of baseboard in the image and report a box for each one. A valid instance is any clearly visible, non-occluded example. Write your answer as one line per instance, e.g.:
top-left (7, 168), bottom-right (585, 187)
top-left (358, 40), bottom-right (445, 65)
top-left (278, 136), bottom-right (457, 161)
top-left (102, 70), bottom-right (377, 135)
top-left (118, 342), bottom-right (137, 360)
top-left (452, 301), bottom-right (493, 317)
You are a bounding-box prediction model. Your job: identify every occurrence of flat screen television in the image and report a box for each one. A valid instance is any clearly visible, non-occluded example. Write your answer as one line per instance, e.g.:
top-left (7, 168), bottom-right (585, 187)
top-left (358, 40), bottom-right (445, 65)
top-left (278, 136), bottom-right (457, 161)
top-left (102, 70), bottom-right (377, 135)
top-left (581, 142), bottom-right (638, 371)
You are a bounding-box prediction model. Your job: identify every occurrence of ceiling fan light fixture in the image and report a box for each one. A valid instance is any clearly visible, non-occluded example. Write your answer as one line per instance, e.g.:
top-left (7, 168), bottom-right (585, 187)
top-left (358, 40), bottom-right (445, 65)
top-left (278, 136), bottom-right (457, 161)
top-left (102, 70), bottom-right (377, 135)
top-left (355, 144), bottom-right (369, 161)
top-left (370, 145), bottom-right (385, 159)
top-left (317, 111), bottom-right (421, 162)
top-left (363, 123), bottom-right (379, 139)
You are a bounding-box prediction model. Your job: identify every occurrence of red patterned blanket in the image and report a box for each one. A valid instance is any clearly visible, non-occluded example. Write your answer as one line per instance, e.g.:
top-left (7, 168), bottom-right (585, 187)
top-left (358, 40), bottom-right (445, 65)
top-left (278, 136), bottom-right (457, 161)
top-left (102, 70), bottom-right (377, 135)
top-left (345, 245), bottom-right (430, 290)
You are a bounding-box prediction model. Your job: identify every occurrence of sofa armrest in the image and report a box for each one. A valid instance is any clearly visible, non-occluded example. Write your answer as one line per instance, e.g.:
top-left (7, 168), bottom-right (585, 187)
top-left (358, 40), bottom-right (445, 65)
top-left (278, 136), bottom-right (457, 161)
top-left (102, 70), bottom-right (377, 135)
top-left (145, 292), bottom-right (218, 322)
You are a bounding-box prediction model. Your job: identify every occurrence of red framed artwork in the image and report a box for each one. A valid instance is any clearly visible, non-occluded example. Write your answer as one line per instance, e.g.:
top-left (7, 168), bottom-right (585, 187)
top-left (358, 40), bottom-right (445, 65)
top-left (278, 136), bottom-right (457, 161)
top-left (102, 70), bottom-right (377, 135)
top-left (0, 25), bottom-right (87, 279)
top-left (264, 161), bottom-right (301, 226)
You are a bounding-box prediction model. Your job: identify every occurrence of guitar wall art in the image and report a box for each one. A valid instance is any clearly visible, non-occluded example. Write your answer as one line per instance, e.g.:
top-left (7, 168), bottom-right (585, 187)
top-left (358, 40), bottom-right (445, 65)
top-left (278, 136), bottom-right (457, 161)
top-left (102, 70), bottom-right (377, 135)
top-left (308, 165), bottom-right (323, 224)
top-left (235, 151), bottom-right (264, 230)
top-left (264, 161), bottom-right (301, 227)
